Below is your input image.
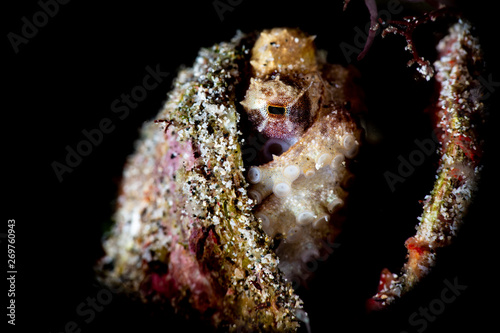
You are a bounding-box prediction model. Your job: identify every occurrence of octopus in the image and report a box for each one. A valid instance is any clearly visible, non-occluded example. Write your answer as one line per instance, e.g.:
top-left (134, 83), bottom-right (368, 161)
top-left (96, 7), bottom-right (486, 332)
top-left (240, 28), bottom-right (362, 284)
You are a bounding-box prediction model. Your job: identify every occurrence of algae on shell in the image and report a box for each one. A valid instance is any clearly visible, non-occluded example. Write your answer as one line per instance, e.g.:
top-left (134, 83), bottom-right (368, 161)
top-left (97, 31), bottom-right (304, 332)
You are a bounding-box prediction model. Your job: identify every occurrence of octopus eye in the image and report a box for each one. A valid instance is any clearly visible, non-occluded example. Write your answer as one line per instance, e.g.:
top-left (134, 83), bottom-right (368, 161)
top-left (267, 105), bottom-right (286, 116)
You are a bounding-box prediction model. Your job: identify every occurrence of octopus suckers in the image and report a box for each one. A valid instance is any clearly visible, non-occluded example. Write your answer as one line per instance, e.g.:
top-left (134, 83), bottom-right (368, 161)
top-left (248, 166), bottom-right (262, 184)
top-left (273, 182), bottom-right (292, 197)
top-left (286, 227), bottom-right (301, 242)
top-left (256, 213), bottom-right (270, 229)
top-left (297, 211), bottom-right (316, 225)
top-left (316, 153), bottom-right (333, 170)
top-left (343, 134), bottom-right (359, 158)
top-left (263, 138), bottom-right (291, 161)
top-left (304, 168), bottom-right (315, 178)
top-left (313, 215), bottom-right (329, 229)
top-left (283, 165), bottom-right (301, 181)
top-left (343, 134), bottom-right (356, 149)
top-left (248, 190), bottom-right (263, 205)
top-left (331, 154), bottom-right (345, 169)
top-left (327, 197), bottom-right (344, 213)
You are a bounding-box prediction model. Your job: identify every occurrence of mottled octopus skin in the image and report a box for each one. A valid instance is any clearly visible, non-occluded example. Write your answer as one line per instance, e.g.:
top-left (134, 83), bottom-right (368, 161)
top-left (241, 28), bottom-right (362, 284)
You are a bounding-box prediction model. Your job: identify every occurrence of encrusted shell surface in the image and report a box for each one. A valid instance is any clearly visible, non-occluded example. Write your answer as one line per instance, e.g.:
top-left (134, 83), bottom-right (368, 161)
top-left (97, 31), bottom-right (304, 332)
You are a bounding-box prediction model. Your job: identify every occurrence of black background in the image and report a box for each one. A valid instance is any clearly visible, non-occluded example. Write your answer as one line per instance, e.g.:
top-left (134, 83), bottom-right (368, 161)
top-left (4, 0), bottom-right (499, 332)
